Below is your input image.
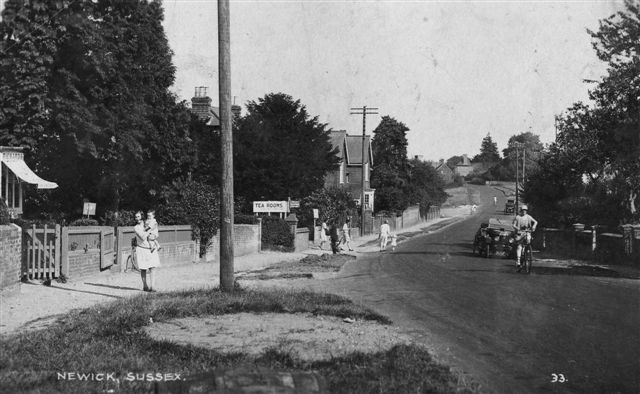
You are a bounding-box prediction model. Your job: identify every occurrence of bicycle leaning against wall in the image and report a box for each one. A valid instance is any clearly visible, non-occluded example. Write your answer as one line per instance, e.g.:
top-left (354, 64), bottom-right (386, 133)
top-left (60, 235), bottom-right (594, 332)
top-left (124, 237), bottom-right (140, 273)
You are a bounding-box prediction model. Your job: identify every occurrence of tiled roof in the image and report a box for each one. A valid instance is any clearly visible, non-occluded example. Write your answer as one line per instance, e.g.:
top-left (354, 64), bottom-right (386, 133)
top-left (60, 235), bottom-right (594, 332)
top-left (329, 130), bottom-right (346, 159)
top-left (345, 135), bottom-right (372, 165)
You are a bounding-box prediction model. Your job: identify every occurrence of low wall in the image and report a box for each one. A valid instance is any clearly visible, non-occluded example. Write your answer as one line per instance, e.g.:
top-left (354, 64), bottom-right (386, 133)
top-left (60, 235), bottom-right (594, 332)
top-left (0, 224), bottom-right (21, 294)
top-left (294, 228), bottom-right (310, 252)
top-left (203, 224), bottom-right (262, 262)
top-left (117, 225), bottom-right (197, 272)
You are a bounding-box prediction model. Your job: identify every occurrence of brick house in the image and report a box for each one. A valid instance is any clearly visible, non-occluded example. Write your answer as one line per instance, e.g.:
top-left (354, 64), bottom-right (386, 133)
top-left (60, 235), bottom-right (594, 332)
top-left (190, 86), bottom-right (241, 129)
top-left (324, 130), bottom-right (375, 210)
top-left (0, 146), bottom-right (58, 217)
top-left (455, 154), bottom-right (474, 177)
top-left (435, 159), bottom-right (454, 184)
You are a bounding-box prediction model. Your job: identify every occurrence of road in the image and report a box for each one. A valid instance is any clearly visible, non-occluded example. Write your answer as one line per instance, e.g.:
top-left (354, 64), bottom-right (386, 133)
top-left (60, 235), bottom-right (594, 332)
top-left (319, 185), bottom-right (640, 394)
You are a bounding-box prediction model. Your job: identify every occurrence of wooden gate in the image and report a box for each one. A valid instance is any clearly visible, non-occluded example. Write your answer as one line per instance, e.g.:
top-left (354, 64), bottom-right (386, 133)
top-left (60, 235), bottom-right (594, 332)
top-left (23, 224), bottom-right (60, 280)
top-left (100, 227), bottom-right (115, 269)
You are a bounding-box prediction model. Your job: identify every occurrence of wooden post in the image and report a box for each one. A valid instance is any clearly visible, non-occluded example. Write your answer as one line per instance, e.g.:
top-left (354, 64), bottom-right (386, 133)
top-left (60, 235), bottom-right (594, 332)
top-left (55, 224), bottom-right (60, 277)
top-left (60, 226), bottom-right (69, 278)
top-left (218, 0), bottom-right (234, 292)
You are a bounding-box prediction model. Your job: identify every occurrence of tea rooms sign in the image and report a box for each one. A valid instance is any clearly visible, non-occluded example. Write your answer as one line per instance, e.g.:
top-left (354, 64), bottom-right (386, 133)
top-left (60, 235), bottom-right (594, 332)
top-left (253, 201), bottom-right (288, 213)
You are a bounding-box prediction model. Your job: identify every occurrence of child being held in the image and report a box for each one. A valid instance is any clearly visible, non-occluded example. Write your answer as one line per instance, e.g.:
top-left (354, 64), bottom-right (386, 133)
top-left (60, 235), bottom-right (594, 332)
top-left (145, 210), bottom-right (161, 253)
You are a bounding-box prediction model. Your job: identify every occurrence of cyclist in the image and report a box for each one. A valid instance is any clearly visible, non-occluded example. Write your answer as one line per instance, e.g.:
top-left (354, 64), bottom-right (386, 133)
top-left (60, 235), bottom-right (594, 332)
top-left (512, 205), bottom-right (538, 267)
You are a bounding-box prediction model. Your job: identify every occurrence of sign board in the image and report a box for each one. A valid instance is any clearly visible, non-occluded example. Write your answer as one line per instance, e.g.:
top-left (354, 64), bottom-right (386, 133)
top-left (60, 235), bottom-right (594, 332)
top-left (83, 202), bottom-right (96, 216)
top-left (289, 200), bottom-right (300, 208)
top-left (312, 209), bottom-right (319, 219)
top-left (253, 201), bottom-right (288, 213)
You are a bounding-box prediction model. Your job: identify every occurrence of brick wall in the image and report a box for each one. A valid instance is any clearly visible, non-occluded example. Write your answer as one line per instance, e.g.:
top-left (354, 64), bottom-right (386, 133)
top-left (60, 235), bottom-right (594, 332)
top-left (294, 228), bottom-right (310, 252)
top-left (0, 224), bottom-right (21, 294)
top-left (204, 224), bottom-right (261, 262)
top-left (67, 249), bottom-right (102, 280)
top-left (116, 226), bottom-right (198, 272)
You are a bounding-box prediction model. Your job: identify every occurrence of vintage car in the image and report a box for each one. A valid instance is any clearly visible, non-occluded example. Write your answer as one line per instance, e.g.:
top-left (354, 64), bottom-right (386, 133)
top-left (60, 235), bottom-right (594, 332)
top-left (472, 218), bottom-right (513, 258)
top-left (504, 198), bottom-right (515, 214)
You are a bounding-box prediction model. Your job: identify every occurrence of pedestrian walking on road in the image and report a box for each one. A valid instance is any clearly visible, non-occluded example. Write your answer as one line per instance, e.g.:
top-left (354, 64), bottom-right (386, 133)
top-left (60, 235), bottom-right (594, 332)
top-left (134, 211), bottom-right (161, 292)
top-left (319, 220), bottom-right (329, 250)
top-left (340, 217), bottom-right (354, 251)
top-left (379, 220), bottom-right (391, 252)
top-left (329, 221), bottom-right (341, 254)
top-left (493, 196), bottom-right (497, 206)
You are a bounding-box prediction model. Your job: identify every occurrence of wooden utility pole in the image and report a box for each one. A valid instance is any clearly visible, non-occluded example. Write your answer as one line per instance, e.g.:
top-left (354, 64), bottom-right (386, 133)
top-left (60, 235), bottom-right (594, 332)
top-left (350, 106), bottom-right (378, 234)
top-left (218, 0), bottom-right (234, 291)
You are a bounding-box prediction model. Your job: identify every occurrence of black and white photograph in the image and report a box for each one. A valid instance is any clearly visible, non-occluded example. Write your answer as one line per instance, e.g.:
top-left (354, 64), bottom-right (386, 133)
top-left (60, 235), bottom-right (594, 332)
top-left (0, 0), bottom-right (638, 392)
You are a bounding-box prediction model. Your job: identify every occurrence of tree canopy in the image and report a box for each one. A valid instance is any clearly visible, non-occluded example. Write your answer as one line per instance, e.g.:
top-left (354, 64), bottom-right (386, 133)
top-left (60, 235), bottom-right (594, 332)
top-left (233, 93), bottom-right (340, 205)
top-left (472, 133), bottom-right (500, 164)
top-left (525, 0), bottom-right (640, 226)
top-left (1, 0), bottom-right (205, 218)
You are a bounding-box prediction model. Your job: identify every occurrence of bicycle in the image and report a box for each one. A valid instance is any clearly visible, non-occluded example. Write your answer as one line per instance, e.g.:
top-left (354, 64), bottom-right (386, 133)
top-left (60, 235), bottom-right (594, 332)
top-left (515, 229), bottom-right (533, 274)
top-left (124, 238), bottom-right (139, 273)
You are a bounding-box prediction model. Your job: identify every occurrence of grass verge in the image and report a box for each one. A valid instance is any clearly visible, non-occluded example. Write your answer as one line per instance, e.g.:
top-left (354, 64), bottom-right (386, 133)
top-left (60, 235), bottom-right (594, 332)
top-left (0, 287), bottom-right (478, 393)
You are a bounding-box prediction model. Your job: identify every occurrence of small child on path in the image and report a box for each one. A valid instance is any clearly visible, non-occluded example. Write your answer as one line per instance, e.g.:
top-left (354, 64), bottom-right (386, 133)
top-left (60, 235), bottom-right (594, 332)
top-left (390, 233), bottom-right (397, 252)
top-left (145, 210), bottom-right (161, 253)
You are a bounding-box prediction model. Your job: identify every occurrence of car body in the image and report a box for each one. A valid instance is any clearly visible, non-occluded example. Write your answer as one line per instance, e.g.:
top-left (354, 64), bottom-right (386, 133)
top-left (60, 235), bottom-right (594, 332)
top-left (504, 199), bottom-right (515, 214)
top-left (473, 218), bottom-right (513, 258)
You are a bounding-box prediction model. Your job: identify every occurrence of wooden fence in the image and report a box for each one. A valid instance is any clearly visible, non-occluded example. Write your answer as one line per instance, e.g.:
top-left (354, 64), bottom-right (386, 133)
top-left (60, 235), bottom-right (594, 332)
top-left (539, 224), bottom-right (640, 264)
top-left (23, 224), bottom-right (60, 280)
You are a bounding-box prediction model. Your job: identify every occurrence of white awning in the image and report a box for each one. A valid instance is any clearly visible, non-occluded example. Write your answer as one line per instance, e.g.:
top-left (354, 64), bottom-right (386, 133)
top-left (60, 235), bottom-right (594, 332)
top-left (3, 160), bottom-right (58, 189)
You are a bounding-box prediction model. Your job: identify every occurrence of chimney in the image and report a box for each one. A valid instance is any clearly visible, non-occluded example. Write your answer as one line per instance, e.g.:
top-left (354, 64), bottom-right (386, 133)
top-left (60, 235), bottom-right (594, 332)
top-left (231, 104), bottom-right (241, 120)
top-left (191, 86), bottom-right (212, 121)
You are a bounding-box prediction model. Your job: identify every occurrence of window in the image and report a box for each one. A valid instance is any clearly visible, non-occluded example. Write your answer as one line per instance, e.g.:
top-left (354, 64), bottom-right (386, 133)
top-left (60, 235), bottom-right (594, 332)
top-left (346, 173), bottom-right (350, 184)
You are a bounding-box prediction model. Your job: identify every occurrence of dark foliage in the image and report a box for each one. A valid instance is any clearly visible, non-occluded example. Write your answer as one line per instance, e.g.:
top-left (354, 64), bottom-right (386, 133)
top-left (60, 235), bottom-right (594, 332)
top-left (260, 216), bottom-right (294, 250)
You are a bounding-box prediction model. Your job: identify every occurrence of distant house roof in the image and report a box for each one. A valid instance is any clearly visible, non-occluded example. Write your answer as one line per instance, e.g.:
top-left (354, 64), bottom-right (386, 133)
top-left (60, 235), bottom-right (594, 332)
top-left (435, 161), bottom-right (453, 172)
top-left (457, 154), bottom-right (472, 166)
top-left (193, 106), bottom-right (220, 127)
top-left (344, 134), bottom-right (373, 165)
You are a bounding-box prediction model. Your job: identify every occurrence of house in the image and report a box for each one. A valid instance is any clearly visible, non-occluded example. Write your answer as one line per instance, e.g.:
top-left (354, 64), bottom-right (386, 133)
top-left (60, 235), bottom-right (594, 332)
top-left (455, 154), bottom-right (474, 177)
top-left (435, 159), bottom-right (454, 184)
top-left (0, 146), bottom-right (58, 217)
top-left (325, 130), bottom-right (375, 210)
top-left (190, 86), bottom-right (241, 129)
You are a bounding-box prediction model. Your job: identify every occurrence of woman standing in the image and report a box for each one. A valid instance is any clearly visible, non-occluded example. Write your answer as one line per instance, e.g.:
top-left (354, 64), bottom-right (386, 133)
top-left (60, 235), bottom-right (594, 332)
top-left (319, 220), bottom-right (329, 250)
top-left (134, 211), bottom-right (161, 292)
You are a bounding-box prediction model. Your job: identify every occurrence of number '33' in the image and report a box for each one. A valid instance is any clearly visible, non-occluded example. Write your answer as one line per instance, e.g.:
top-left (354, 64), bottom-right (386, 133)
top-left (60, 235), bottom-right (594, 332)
top-left (551, 373), bottom-right (566, 383)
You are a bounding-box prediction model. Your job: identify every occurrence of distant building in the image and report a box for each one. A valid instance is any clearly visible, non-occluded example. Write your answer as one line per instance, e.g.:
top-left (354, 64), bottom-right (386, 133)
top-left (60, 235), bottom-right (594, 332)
top-left (1, 147), bottom-right (58, 217)
top-left (435, 159), bottom-right (454, 184)
top-left (324, 130), bottom-right (375, 211)
top-left (455, 154), bottom-right (474, 177)
top-left (190, 86), bottom-right (241, 130)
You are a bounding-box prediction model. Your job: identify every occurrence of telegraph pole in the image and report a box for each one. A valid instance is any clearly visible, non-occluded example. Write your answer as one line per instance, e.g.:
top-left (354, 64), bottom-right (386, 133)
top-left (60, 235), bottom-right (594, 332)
top-left (350, 106), bottom-right (378, 234)
top-left (512, 142), bottom-right (524, 213)
top-left (218, 0), bottom-right (234, 291)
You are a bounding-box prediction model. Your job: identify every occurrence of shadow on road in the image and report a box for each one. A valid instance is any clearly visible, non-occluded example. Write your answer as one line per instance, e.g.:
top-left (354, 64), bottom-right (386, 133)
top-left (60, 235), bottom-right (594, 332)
top-left (530, 264), bottom-right (640, 280)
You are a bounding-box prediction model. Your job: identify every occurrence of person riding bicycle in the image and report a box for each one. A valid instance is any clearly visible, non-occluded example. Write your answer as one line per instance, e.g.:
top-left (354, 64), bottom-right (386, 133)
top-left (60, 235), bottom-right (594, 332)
top-left (512, 205), bottom-right (538, 267)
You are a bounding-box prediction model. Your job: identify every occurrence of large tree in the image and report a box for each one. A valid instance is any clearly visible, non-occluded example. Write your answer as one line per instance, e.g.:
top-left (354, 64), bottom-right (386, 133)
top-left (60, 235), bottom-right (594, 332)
top-left (472, 133), bottom-right (500, 164)
top-left (1, 0), bottom-right (200, 217)
top-left (525, 0), bottom-right (640, 226)
top-left (370, 116), bottom-right (410, 212)
top-left (234, 93), bottom-right (339, 205)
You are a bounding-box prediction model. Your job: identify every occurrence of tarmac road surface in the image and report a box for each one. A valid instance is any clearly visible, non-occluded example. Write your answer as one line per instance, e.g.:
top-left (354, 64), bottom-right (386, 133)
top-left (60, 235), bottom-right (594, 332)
top-left (316, 185), bottom-right (640, 394)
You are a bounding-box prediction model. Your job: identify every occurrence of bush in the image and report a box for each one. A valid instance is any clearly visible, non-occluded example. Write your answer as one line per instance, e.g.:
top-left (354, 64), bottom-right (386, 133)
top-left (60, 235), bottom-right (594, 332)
top-left (235, 214), bottom-right (259, 225)
top-left (100, 210), bottom-right (138, 227)
top-left (452, 175), bottom-right (465, 187)
top-left (261, 216), bottom-right (294, 250)
top-left (70, 218), bottom-right (99, 226)
top-left (0, 199), bottom-right (10, 225)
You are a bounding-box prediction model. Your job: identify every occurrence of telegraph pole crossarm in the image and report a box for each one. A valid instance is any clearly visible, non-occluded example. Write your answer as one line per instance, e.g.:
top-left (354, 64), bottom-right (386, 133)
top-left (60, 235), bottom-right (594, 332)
top-left (350, 106), bottom-right (379, 234)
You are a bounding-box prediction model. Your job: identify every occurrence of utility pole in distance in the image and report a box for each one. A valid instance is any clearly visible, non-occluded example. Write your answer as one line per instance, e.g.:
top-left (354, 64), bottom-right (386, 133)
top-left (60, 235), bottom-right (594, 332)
top-left (350, 106), bottom-right (378, 234)
top-left (218, 0), bottom-right (234, 292)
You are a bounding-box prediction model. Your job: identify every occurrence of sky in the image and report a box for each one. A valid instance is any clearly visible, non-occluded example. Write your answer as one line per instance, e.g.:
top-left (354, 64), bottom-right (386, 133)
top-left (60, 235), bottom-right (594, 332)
top-left (162, 0), bottom-right (622, 162)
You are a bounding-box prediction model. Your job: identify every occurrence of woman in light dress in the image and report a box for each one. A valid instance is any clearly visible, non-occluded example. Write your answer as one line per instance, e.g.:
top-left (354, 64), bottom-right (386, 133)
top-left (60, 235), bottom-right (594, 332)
top-left (134, 211), bottom-right (161, 292)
